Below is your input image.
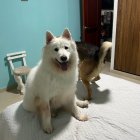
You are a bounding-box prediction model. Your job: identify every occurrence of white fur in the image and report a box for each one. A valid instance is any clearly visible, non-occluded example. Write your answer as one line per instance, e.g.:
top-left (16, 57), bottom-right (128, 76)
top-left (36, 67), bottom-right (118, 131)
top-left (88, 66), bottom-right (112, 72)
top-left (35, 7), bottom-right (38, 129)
top-left (23, 37), bottom-right (79, 110)
top-left (22, 29), bottom-right (88, 133)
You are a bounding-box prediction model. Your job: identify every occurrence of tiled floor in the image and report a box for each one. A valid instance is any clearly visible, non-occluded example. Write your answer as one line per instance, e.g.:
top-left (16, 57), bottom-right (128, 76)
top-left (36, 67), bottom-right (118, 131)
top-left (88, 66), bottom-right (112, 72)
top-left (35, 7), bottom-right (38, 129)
top-left (0, 62), bottom-right (139, 112)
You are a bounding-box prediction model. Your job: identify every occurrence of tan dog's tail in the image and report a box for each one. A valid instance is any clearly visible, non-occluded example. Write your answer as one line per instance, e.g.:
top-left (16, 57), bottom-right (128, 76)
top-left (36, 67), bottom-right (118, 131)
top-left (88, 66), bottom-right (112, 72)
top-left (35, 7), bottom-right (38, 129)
top-left (99, 41), bottom-right (112, 63)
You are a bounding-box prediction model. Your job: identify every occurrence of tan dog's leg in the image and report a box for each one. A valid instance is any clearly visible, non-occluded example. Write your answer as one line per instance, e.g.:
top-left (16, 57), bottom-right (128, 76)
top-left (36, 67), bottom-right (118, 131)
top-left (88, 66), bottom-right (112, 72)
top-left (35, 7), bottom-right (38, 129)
top-left (35, 97), bottom-right (53, 134)
top-left (91, 75), bottom-right (101, 82)
top-left (82, 79), bottom-right (92, 100)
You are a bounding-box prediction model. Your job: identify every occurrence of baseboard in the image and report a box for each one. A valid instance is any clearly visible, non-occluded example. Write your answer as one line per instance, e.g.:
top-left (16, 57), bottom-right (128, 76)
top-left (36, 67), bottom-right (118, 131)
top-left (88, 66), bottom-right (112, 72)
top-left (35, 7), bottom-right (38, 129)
top-left (110, 69), bottom-right (140, 84)
top-left (0, 87), bottom-right (7, 93)
top-left (0, 84), bottom-right (17, 93)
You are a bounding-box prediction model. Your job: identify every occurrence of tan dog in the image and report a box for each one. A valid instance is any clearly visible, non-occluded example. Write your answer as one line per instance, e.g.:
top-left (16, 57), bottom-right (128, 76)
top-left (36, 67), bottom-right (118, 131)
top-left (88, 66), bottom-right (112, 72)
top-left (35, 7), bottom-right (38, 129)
top-left (77, 41), bottom-right (112, 100)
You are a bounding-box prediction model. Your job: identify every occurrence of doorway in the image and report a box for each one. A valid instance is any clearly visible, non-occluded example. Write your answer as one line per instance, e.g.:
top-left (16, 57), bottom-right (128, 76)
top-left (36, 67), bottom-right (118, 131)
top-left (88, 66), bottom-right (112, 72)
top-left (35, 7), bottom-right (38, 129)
top-left (80, 0), bottom-right (140, 76)
top-left (81, 0), bottom-right (114, 46)
top-left (80, 0), bottom-right (114, 61)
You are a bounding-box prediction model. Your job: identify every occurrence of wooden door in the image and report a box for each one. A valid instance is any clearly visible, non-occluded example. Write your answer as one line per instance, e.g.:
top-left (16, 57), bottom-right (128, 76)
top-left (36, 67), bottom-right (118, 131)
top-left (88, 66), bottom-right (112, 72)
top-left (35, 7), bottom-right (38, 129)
top-left (81, 0), bottom-right (101, 46)
top-left (114, 0), bottom-right (140, 75)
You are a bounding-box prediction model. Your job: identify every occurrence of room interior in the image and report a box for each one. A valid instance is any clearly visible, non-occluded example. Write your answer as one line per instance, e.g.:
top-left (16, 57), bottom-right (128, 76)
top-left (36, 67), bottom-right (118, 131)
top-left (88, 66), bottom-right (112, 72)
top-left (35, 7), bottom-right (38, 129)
top-left (0, 0), bottom-right (139, 92)
top-left (0, 0), bottom-right (140, 139)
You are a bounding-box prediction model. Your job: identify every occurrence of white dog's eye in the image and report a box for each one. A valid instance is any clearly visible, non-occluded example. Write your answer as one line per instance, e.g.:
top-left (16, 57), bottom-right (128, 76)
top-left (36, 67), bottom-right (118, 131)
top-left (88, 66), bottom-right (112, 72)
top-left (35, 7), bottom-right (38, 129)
top-left (65, 46), bottom-right (68, 50)
top-left (54, 48), bottom-right (59, 52)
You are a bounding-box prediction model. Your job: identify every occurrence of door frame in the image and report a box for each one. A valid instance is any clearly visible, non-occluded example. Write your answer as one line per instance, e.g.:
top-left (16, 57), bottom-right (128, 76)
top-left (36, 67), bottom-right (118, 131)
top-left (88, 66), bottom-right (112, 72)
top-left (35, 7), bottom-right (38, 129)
top-left (79, 0), bottom-right (118, 70)
top-left (110, 0), bottom-right (118, 70)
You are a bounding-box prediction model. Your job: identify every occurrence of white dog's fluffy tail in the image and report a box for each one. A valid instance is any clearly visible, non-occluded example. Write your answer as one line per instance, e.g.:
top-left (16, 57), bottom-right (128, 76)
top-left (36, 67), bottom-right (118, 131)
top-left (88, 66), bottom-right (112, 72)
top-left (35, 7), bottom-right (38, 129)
top-left (99, 41), bottom-right (112, 63)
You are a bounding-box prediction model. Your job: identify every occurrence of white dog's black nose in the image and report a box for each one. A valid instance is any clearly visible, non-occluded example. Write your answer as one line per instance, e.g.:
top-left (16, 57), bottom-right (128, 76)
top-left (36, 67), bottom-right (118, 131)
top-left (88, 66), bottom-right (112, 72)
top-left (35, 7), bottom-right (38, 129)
top-left (60, 56), bottom-right (67, 62)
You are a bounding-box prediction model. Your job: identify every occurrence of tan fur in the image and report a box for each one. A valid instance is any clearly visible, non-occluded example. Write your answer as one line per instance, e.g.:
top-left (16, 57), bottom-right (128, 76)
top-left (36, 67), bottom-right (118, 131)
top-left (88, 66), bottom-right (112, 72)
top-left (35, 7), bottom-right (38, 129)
top-left (79, 41), bottom-right (112, 100)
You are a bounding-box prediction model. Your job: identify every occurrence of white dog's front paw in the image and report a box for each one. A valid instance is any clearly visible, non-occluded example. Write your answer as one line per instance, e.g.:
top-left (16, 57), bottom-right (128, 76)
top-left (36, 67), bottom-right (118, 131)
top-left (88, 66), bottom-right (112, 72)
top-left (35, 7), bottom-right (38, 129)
top-left (78, 114), bottom-right (88, 121)
top-left (77, 100), bottom-right (89, 108)
top-left (83, 100), bottom-right (89, 108)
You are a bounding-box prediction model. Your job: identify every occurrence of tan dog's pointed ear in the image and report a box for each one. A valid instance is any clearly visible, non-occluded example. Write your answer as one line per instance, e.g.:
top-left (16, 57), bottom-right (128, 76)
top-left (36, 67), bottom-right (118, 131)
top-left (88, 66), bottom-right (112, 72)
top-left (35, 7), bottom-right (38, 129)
top-left (62, 28), bottom-right (72, 40)
top-left (46, 31), bottom-right (54, 44)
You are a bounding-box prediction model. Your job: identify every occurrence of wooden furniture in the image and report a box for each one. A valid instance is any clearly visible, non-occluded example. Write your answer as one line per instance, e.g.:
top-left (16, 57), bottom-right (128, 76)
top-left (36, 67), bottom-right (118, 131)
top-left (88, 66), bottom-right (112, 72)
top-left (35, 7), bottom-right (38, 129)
top-left (81, 0), bottom-right (101, 46)
top-left (114, 0), bottom-right (140, 76)
top-left (7, 51), bottom-right (30, 94)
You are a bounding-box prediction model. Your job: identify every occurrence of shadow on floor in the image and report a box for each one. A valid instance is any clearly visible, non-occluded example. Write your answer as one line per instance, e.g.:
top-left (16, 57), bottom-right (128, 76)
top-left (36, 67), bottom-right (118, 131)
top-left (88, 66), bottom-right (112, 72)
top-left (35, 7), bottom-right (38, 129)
top-left (76, 80), bottom-right (110, 104)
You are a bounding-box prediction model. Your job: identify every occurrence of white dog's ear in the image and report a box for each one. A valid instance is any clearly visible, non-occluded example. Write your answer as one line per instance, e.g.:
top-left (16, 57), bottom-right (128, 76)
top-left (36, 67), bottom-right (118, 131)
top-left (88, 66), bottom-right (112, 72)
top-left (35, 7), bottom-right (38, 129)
top-left (62, 28), bottom-right (72, 40)
top-left (46, 31), bottom-right (54, 44)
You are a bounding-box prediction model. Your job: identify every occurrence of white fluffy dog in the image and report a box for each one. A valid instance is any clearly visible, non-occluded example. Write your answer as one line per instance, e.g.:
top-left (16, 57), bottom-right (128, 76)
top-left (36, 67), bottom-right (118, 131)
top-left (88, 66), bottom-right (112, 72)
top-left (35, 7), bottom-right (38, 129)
top-left (23, 29), bottom-right (88, 134)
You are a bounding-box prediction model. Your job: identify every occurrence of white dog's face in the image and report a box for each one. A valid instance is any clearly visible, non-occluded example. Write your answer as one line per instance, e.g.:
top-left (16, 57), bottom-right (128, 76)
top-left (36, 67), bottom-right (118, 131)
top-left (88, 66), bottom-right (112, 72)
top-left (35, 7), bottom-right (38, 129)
top-left (43, 29), bottom-right (78, 71)
top-left (48, 38), bottom-right (71, 71)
